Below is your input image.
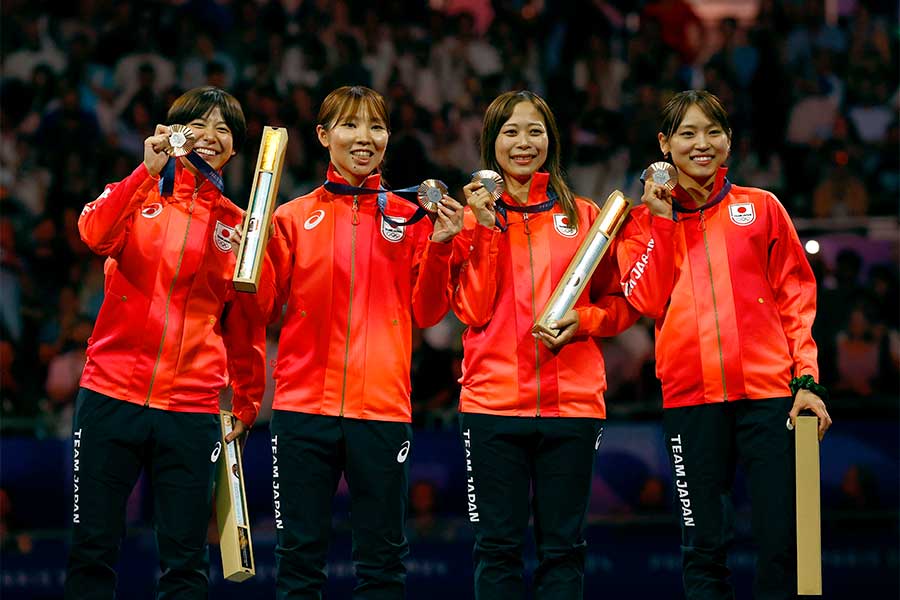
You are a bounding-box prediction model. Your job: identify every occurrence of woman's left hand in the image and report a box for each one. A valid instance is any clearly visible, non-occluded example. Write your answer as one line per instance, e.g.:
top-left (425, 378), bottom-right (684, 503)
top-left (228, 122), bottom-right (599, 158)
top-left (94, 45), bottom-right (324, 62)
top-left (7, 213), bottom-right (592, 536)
top-left (535, 309), bottom-right (580, 351)
top-left (431, 195), bottom-right (465, 243)
top-left (224, 417), bottom-right (249, 446)
top-left (789, 389), bottom-right (832, 440)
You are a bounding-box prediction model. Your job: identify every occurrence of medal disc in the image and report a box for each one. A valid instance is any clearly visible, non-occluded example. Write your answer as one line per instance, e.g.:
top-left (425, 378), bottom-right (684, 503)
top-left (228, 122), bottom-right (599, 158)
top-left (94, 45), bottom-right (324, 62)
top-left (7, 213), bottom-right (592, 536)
top-left (470, 170), bottom-right (505, 201)
top-left (417, 179), bottom-right (448, 212)
top-left (165, 124), bottom-right (195, 157)
top-left (642, 161), bottom-right (677, 191)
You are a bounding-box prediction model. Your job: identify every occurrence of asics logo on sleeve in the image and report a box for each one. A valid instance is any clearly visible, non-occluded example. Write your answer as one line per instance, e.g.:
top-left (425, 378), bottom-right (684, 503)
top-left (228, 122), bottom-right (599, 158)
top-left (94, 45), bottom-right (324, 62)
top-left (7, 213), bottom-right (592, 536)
top-left (396, 440), bottom-right (411, 463)
top-left (304, 209), bottom-right (326, 230)
top-left (210, 441), bottom-right (222, 462)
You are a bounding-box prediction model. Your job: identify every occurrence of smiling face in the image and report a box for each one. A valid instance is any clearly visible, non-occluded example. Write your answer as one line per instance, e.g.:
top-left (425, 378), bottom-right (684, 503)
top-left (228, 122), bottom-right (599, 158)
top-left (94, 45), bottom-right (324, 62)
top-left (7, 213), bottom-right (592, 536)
top-left (493, 101), bottom-right (549, 184)
top-left (317, 104), bottom-right (389, 186)
top-left (183, 107), bottom-right (235, 171)
top-left (659, 103), bottom-right (731, 183)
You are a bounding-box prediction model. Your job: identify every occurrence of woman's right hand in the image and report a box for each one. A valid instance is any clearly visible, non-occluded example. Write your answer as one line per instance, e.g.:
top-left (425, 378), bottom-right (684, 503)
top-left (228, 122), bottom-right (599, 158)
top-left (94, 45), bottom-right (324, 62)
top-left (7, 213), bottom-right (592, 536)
top-left (641, 179), bottom-right (674, 219)
top-left (143, 124), bottom-right (173, 177)
top-left (463, 181), bottom-right (496, 228)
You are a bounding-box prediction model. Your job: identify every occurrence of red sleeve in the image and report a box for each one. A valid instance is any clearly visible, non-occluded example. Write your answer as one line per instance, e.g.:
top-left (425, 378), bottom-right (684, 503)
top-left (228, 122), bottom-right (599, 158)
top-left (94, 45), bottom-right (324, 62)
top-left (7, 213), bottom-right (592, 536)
top-left (253, 210), bottom-right (294, 324)
top-left (575, 250), bottom-right (641, 338)
top-left (411, 232), bottom-right (455, 328)
top-left (766, 195), bottom-right (819, 379)
top-left (615, 209), bottom-right (677, 318)
top-left (78, 163), bottom-right (158, 256)
top-left (222, 292), bottom-right (267, 427)
top-left (450, 221), bottom-right (501, 327)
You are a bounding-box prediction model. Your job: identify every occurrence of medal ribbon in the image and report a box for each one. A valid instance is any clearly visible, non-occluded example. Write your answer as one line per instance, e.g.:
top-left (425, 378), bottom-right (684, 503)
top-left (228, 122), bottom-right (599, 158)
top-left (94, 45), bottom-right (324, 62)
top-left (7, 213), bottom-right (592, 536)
top-left (323, 181), bottom-right (429, 227)
top-left (672, 180), bottom-right (732, 220)
top-left (493, 189), bottom-right (558, 232)
top-left (159, 153), bottom-right (225, 196)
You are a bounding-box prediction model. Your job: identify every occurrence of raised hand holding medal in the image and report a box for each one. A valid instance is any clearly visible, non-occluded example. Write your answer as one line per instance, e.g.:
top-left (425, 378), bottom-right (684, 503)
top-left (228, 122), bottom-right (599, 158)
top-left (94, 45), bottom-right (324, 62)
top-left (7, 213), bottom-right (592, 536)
top-left (640, 161), bottom-right (677, 219)
top-left (464, 169), bottom-right (505, 228)
top-left (163, 124), bottom-right (196, 157)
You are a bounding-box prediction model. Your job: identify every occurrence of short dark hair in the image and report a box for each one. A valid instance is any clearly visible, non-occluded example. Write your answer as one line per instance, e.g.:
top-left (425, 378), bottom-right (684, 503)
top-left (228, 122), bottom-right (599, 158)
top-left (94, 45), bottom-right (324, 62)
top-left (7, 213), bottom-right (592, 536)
top-left (166, 86), bottom-right (246, 152)
top-left (317, 85), bottom-right (390, 132)
top-left (659, 90), bottom-right (732, 144)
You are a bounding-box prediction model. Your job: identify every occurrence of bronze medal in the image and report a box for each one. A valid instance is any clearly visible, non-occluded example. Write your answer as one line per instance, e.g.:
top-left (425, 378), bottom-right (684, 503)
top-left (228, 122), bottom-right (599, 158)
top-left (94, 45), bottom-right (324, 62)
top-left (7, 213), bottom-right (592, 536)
top-left (470, 169), bottom-right (505, 202)
top-left (417, 179), bottom-right (448, 213)
top-left (165, 124), bottom-right (195, 157)
top-left (642, 161), bottom-right (678, 191)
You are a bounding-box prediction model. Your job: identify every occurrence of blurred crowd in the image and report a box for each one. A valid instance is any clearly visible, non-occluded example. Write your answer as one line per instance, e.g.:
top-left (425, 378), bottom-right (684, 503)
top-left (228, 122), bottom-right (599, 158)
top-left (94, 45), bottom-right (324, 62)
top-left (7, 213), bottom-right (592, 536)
top-left (1, 0), bottom-right (897, 438)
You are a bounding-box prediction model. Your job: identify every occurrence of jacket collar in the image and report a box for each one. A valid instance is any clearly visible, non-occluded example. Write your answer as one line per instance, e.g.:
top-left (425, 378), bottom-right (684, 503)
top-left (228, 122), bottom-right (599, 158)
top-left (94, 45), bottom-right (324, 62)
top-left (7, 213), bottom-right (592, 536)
top-left (325, 163), bottom-right (382, 194)
top-left (671, 166), bottom-right (729, 209)
top-left (167, 159), bottom-right (222, 204)
top-left (500, 171), bottom-right (551, 206)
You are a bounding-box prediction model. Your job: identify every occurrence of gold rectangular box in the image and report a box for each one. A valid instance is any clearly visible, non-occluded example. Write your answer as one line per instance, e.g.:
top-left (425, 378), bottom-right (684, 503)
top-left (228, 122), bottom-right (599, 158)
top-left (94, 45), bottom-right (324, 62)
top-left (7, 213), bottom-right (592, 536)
top-left (533, 190), bottom-right (631, 337)
top-left (795, 415), bottom-right (822, 595)
top-left (215, 410), bottom-right (255, 582)
top-left (233, 126), bottom-right (288, 293)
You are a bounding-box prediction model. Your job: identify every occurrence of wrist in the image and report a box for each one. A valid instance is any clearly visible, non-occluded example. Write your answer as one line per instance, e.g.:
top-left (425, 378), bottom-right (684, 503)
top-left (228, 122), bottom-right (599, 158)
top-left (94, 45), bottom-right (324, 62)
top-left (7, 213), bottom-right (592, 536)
top-left (790, 375), bottom-right (829, 402)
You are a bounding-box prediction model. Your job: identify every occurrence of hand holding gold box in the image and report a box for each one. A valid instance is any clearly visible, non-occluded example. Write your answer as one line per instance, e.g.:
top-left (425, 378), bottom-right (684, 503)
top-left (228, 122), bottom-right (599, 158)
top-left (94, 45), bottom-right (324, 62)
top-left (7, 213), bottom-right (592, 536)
top-left (533, 190), bottom-right (632, 337)
top-left (233, 126), bottom-right (288, 292)
top-left (215, 410), bottom-right (255, 582)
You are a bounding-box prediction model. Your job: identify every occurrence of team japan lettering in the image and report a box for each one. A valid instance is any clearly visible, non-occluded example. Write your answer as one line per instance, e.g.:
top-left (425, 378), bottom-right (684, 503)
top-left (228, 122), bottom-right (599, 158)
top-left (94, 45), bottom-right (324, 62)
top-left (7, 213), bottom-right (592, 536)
top-left (73, 428), bottom-right (82, 524)
top-left (271, 435), bottom-right (283, 529)
top-left (462, 429), bottom-right (479, 523)
top-left (622, 237), bottom-right (655, 297)
top-left (670, 435), bottom-right (694, 527)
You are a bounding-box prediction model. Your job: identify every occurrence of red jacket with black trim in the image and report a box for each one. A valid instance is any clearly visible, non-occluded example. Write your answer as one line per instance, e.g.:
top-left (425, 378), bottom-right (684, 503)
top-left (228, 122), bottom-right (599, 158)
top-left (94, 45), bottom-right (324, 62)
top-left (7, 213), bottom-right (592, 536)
top-left (616, 167), bottom-right (819, 408)
top-left (254, 165), bottom-right (454, 422)
top-left (450, 172), bottom-right (639, 418)
top-left (78, 161), bottom-right (266, 426)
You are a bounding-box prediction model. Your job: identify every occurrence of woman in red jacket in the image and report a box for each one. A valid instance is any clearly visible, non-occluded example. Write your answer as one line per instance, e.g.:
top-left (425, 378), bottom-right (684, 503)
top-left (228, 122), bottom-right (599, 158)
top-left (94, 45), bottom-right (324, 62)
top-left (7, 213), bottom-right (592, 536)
top-left (616, 89), bottom-right (832, 599)
top-left (67, 87), bottom-right (266, 599)
top-left (251, 86), bottom-right (463, 599)
top-left (451, 90), bottom-right (637, 599)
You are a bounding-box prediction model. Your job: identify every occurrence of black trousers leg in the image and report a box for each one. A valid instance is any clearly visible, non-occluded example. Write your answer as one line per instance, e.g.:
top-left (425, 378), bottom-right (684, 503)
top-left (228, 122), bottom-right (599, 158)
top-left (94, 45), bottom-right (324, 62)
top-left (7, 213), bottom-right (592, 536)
top-left (270, 411), bottom-right (343, 600)
top-left (343, 418), bottom-right (412, 600)
top-left (531, 418), bottom-right (602, 600)
top-left (150, 409), bottom-right (220, 599)
top-left (735, 398), bottom-right (797, 600)
top-left (65, 389), bottom-right (147, 600)
top-left (459, 413), bottom-right (532, 600)
top-left (664, 404), bottom-right (737, 600)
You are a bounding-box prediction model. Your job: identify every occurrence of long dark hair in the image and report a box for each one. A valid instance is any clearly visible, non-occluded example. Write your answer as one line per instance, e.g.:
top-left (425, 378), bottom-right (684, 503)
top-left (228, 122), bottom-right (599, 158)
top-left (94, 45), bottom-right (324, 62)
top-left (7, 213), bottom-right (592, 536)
top-left (480, 91), bottom-right (578, 227)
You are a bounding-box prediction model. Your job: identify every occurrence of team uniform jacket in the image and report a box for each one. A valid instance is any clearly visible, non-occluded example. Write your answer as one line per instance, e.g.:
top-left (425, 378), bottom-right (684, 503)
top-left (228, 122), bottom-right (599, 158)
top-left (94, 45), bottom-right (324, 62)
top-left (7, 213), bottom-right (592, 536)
top-left (451, 172), bottom-right (638, 418)
top-left (255, 165), bottom-right (454, 422)
top-left (78, 161), bottom-right (265, 426)
top-left (616, 167), bottom-right (818, 409)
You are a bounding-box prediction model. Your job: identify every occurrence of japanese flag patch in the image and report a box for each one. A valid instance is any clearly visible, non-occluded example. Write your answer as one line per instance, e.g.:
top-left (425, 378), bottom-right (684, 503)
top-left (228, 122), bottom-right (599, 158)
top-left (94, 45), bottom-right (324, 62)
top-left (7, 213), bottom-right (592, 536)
top-left (553, 214), bottom-right (577, 237)
top-left (728, 203), bottom-right (755, 226)
top-left (214, 221), bottom-right (235, 252)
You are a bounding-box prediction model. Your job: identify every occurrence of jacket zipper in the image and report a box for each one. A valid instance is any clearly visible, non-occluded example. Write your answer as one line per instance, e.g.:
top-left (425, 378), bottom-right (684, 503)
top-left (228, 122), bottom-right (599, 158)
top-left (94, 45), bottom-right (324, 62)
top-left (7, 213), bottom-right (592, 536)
top-left (146, 188), bottom-right (197, 405)
top-left (699, 210), bottom-right (728, 401)
top-left (340, 195), bottom-right (360, 415)
top-left (523, 213), bottom-right (541, 416)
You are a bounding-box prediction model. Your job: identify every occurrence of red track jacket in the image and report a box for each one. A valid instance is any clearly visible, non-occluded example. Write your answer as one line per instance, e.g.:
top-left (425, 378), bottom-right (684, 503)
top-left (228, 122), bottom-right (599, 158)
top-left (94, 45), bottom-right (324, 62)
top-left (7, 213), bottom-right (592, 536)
top-left (451, 172), bottom-right (638, 418)
top-left (78, 162), bottom-right (265, 426)
top-left (616, 167), bottom-right (819, 408)
top-left (254, 165), bottom-right (454, 422)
